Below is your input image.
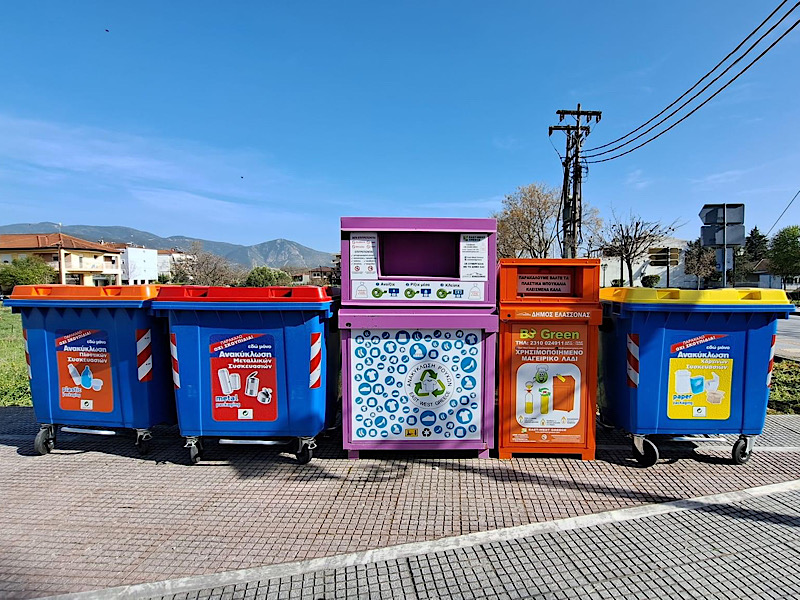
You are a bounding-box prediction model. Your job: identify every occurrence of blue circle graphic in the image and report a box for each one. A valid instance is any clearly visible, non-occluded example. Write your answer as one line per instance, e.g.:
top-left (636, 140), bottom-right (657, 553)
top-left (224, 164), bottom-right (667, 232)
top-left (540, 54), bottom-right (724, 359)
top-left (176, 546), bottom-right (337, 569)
top-left (385, 399), bottom-right (399, 413)
top-left (420, 411), bottom-right (437, 426)
top-left (465, 333), bottom-right (479, 346)
top-left (456, 408), bottom-right (473, 424)
top-left (364, 369), bottom-right (379, 383)
top-left (375, 416), bottom-right (387, 428)
top-left (384, 341), bottom-right (397, 353)
top-left (461, 358), bottom-right (477, 373)
top-left (407, 415), bottom-right (417, 426)
top-left (356, 427), bottom-right (367, 438)
top-left (358, 383), bottom-right (372, 395)
top-left (409, 343), bottom-right (427, 360)
top-left (396, 331), bottom-right (410, 344)
top-left (370, 347), bottom-right (381, 358)
top-left (355, 347), bottom-right (367, 358)
top-left (462, 376), bottom-right (476, 390)
top-left (391, 424), bottom-right (402, 435)
top-left (454, 426), bottom-right (467, 438)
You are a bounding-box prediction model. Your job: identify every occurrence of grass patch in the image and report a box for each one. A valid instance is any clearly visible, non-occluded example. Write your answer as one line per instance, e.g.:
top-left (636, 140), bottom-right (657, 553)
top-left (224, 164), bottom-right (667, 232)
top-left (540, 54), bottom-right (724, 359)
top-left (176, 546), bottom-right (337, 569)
top-left (769, 358), bottom-right (800, 414)
top-left (0, 305), bottom-right (32, 407)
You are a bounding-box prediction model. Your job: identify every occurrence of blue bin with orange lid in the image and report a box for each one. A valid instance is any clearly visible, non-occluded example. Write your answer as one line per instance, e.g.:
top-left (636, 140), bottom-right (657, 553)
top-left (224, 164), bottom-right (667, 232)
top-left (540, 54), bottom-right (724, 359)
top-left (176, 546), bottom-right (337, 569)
top-left (599, 287), bottom-right (794, 466)
top-left (151, 285), bottom-right (334, 464)
top-left (5, 284), bottom-right (175, 455)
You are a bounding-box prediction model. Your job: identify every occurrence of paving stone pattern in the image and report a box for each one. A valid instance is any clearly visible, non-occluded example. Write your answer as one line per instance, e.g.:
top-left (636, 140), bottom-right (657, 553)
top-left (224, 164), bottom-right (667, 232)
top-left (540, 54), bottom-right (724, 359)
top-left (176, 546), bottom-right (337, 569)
top-left (163, 490), bottom-right (800, 600)
top-left (0, 408), bottom-right (799, 598)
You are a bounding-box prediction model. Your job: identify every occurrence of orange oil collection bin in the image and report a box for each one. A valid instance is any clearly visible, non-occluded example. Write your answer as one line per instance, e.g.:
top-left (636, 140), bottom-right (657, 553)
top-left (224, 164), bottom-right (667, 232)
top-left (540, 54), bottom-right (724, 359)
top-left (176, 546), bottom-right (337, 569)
top-left (498, 259), bottom-right (602, 460)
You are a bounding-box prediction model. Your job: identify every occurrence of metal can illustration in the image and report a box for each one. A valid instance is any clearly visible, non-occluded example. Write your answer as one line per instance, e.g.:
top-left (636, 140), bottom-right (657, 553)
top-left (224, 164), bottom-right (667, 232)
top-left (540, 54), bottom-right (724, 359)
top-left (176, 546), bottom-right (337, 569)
top-left (245, 371), bottom-right (260, 397)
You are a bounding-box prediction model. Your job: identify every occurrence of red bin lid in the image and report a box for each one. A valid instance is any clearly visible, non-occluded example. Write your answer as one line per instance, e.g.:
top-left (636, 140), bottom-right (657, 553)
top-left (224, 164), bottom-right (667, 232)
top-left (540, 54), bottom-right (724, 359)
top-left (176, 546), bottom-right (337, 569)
top-left (154, 285), bottom-right (332, 303)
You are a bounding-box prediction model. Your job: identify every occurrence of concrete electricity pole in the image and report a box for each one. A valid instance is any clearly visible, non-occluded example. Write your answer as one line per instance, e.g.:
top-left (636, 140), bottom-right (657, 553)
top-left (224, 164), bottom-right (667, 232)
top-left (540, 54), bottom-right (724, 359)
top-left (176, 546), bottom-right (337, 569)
top-left (549, 104), bottom-right (601, 258)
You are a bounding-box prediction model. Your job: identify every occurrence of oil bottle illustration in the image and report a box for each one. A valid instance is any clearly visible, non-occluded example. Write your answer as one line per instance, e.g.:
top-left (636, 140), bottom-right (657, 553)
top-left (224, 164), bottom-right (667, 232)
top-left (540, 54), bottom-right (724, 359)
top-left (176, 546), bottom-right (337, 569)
top-left (524, 380), bottom-right (534, 414)
top-left (539, 387), bottom-right (551, 414)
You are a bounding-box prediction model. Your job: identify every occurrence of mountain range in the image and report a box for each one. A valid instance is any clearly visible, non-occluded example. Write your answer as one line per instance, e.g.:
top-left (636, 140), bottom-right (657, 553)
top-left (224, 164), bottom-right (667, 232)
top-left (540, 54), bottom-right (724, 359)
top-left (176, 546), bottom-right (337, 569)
top-left (0, 222), bottom-right (335, 269)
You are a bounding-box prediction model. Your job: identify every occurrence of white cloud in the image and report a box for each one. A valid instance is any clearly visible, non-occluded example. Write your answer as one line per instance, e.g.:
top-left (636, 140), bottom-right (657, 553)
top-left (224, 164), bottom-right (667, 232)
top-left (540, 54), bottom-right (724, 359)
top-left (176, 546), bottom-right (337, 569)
top-left (691, 169), bottom-right (747, 186)
top-left (624, 169), bottom-right (652, 190)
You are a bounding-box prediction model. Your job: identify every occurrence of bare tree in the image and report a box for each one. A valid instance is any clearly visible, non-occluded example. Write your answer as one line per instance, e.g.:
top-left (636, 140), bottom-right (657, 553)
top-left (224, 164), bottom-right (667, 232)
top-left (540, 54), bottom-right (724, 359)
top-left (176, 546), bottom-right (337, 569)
top-left (684, 238), bottom-right (719, 289)
top-left (492, 183), bottom-right (562, 259)
top-left (601, 211), bottom-right (676, 286)
top-left (170, 241), bottom-right (246, 286)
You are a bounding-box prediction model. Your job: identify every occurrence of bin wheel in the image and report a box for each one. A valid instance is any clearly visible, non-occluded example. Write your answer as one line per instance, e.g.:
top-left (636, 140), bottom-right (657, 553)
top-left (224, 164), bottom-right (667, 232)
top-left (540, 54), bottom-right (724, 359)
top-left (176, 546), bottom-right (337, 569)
top-left (732, 437), bottom-right (752, 465)
top-left (632, 438), bottom-right (659, 467)
top-left (189, 444), bottom-right (203, 465)
top-left (295, 445), bottom-right (313, 465)
top-left (136, 437), bottom-right (151, 456)
top-left (34, 428), bottom-right (54, 455)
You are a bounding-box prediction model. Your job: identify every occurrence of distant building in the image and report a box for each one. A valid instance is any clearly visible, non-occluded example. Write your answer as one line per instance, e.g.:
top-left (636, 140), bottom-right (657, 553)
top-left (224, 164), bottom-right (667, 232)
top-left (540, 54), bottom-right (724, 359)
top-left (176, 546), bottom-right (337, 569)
top-left (121, 247), bottom-right (158, 285)
top-left (0, 233), bottom-right (121, 286)
top-left (157, 249), bottom-right (190, 279)
top-left (594, 237), bottom-right (698, 288)
top-left (292, 266), bottom-right (334, 285)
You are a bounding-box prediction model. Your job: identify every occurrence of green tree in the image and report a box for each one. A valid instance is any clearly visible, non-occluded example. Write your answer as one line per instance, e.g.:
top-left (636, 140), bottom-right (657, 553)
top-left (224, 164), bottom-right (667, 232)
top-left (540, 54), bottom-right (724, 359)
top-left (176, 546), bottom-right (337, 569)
top-left (768, 226), bottom-right (800, 288)
top-left (640, 274), bottom-right (660, 288)
top-left (733, 227), bottom-right (770, 284)
top-left (684, 238), bottom-right (718, 289)
top-left (745, 226), bottom-right (769, 261)
top-left (244, 266), bottom-right (292, 287)
top-left (0, 256), bottom-right (57, 293)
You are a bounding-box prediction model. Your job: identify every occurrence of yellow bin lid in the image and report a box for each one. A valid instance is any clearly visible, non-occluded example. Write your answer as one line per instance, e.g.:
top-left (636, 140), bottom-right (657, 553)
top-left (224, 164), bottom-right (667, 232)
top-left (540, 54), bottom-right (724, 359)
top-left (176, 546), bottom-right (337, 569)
top-left (599, 287), bottom-right (791, 306)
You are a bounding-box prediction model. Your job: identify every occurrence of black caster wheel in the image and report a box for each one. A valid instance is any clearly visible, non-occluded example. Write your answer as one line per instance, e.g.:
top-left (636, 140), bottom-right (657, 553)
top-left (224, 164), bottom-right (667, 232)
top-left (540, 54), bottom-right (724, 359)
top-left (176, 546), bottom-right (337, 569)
top-left (295, 445), bottom-right (313, 465)
top-left (632, 438), bottom-right (659, 467)
top-left (189, 444), bottom-right (203, 465)
top-left (34, 428), bottom-right (54, 455)
top-left (732, 437), bottom-right (752, 465)
top-left (136, 437), bottom-right (151, 456)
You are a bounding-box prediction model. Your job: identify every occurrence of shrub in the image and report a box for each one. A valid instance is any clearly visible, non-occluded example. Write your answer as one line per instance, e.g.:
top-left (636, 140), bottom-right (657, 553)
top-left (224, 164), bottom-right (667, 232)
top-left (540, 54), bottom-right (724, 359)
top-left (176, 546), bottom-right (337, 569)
top-left (641, 274), bottom-right (661, 288)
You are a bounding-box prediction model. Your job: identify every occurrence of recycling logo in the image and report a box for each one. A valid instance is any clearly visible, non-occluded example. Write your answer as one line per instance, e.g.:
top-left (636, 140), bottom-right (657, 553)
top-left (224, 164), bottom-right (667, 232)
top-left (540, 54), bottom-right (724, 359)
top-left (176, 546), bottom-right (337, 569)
top-left (406, 361), bottom-right (453, 408)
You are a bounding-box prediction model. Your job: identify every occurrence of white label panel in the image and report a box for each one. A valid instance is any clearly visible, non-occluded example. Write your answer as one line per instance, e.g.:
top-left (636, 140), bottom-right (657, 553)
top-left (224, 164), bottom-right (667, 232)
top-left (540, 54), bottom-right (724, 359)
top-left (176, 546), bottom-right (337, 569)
top-left (350, 232), bottom-right (378, 279)
top-left (350, 328), bottom-right (483, 441)
top-left (517, 273), bottom-right (572, 295)
top-left (460, 233), bottom-right (489, 281)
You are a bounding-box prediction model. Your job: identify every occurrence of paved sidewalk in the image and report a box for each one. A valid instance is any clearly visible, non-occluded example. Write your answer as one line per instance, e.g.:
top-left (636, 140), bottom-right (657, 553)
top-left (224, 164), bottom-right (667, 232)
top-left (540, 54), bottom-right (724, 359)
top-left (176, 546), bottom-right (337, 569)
top-left (62, 481), bottom-right (800, 600)
top-left (776, 316), bottom-right (800, 361)
top-left (1, 408), bottom-right (800, 598)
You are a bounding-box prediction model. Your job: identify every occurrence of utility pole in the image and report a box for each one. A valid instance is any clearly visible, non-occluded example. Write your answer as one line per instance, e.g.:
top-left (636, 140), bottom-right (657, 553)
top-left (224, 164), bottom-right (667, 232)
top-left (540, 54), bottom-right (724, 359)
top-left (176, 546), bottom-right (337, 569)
top-left (549, 104), bottom-right (601, 258)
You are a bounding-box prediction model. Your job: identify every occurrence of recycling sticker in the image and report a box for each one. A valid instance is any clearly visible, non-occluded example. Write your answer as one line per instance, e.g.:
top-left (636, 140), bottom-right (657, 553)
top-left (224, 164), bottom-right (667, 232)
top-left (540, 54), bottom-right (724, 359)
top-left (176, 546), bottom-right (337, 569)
top-left (349, 328), bottom-right (482, 441)
top-left (406, 362), bottom-right (453, 408)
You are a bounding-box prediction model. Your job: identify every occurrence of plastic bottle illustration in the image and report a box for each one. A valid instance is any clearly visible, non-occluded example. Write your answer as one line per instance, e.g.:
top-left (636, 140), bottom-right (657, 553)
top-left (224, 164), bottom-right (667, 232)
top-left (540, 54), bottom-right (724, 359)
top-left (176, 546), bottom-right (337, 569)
top-left (524, 381), bottom-right (534, 414)
top-left (81, 366), bottom-right (93, 390)
top-left (68, 364), bottom-right (82, 386)
top-left (539, 388), bottom-right (551, 414)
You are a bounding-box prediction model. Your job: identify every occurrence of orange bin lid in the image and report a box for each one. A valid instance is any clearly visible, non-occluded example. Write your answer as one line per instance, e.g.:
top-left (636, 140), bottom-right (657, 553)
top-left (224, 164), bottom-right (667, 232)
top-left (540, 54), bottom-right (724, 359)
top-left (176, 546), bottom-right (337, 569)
top-left (154, 285), bottom-right (332, 303)
top-left (10, 284), bottom-right (160, 301)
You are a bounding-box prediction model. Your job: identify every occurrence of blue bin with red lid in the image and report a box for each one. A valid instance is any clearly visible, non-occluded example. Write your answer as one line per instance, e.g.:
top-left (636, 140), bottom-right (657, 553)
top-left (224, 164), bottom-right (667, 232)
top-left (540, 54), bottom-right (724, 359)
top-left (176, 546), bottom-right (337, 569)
top-left (151, 285), bottom-right (335, 464)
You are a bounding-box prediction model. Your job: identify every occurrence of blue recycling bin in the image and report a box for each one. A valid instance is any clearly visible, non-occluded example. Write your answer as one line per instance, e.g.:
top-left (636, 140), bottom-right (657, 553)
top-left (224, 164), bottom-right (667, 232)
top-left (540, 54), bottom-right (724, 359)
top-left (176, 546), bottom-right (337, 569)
top-left (599, 287), bottom-right (794, 466)
top-left (151, 285), bottom-right (334, 464)
top-left (5, 285), bottom-right (175, 455)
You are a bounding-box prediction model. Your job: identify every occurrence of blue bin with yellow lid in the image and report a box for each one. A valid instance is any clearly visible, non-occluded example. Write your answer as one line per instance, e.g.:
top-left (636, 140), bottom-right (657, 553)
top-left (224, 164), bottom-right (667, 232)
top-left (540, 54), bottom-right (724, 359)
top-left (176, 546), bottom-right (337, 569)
top-left (598, 287), bottom-right (794, 466)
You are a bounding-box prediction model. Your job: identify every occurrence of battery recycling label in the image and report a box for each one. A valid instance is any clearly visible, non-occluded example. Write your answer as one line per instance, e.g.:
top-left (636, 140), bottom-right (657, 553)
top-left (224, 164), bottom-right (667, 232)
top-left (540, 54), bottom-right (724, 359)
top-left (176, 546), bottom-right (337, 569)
top-left (210, 333), bottom-right (278, 421)
top-left (55, 329), bottom-right (114, 412)
top-left (667, 333), bottom-right (735, 420)
top-left (350, 328), bottom-right (483, 441)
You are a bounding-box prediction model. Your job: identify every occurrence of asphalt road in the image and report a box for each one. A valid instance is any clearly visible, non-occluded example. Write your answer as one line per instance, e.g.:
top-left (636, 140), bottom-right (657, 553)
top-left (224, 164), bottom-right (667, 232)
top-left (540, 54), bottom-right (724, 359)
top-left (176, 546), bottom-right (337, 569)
top-left (776, 315), bottom-right (800, 360)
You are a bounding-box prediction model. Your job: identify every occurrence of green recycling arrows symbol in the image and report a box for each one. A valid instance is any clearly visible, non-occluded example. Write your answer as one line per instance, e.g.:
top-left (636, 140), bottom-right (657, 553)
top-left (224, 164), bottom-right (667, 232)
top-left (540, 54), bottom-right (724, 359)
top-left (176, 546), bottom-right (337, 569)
top-left (414, 369), bottom-right (446, 397)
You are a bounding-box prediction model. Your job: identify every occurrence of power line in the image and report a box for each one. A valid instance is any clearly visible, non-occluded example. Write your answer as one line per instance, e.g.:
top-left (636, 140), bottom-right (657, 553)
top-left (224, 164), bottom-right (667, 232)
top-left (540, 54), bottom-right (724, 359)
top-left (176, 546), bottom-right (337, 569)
top-left (584, 2), bottom-right (799, 159)
top-left (585, 18), bottom-right (800, 164)
top-left (585, 0), bottom-right (791, 153)
top-left (767, 188), bottom-right (800, 235)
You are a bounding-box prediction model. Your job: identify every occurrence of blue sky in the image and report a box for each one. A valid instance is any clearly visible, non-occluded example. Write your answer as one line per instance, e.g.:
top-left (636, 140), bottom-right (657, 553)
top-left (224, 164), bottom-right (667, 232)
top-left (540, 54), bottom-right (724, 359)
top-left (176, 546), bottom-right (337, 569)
top-left (0, 1), bottom-right (798, 252)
